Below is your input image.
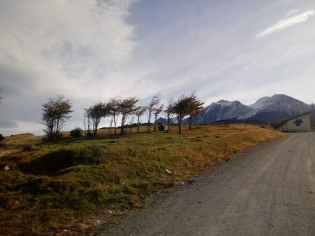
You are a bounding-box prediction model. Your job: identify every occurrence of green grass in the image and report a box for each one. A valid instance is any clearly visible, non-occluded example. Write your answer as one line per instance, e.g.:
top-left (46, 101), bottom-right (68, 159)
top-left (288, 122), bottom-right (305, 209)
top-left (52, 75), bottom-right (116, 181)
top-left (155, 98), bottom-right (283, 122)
top-left (0, 124), bottom-right (284, 235)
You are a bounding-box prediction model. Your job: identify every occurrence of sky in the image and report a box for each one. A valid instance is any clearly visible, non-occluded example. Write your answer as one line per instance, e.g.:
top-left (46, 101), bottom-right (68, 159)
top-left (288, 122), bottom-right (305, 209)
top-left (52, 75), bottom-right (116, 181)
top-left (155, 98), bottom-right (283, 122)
top-left (1, 0), bottom-right (315, 136)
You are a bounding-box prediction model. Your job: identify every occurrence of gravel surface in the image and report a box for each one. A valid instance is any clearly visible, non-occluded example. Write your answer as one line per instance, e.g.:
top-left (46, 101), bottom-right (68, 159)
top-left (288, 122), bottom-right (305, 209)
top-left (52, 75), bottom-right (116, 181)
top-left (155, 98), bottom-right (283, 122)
top-left (97, 133), bottom-right (315, 236)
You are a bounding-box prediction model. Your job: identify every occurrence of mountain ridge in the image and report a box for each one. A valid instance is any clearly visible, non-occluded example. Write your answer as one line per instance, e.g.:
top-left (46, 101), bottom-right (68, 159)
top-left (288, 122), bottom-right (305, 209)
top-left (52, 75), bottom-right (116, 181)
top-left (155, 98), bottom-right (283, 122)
top-left (157, 94), bottom-right (312, 127)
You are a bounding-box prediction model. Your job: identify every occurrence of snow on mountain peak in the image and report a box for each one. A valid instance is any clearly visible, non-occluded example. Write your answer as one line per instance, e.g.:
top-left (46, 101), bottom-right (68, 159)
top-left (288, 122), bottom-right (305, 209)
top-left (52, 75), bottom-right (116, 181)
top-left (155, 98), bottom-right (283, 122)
top-left (189, 94), bottom-right (311, 126)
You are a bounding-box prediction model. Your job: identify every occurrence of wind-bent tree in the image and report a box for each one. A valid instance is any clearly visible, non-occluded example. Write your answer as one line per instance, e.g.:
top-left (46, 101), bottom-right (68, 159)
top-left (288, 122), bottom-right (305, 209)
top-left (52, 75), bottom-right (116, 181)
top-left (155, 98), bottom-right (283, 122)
top-left (146, 95), bottom-right (161, 133)
top-left (108, 97), bottom-right (121, 135)
top-left (135, 106), bottom-right (146, 132)
top-left (153, 104), bottom-right (164, 132)
top-left (40, 95), bottom-right (73, 141)
top-left (164, 97), bottom-right (175, 133)
top-left (172, 94), bottom-right (192, 134)
top-left (172, 93), bottom-right (204, 134)
top-left (84, 102), bottom-right (110, 136)
top-left (119, 97), bottom-right (139, 135)
top-left (187, 93), bottom-right (204, 130)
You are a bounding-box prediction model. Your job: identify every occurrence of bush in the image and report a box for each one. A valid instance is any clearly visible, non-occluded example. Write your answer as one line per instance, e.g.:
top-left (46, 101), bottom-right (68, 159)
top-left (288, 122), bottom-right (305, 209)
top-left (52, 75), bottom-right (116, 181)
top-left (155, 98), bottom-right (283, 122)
top-left (70, 127), bottom-right (83, 138)
top-left (47, 131), bottom-right (62, 141)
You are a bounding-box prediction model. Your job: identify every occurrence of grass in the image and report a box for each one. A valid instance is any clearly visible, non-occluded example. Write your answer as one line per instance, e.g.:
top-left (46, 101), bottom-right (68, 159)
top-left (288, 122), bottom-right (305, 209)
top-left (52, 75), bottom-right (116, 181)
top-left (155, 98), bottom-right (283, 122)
top-left (0, 124), bottom-right (284, 235)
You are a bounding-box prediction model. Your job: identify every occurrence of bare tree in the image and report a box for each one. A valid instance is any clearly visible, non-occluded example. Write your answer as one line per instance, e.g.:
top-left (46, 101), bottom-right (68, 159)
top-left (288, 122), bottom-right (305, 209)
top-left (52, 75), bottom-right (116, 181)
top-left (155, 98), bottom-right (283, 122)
top-left (135, 106), bottom-right (146, 132)
top-left (84, 102), bottom-right (110, 136)
top-left (109, 117), bottom-right (113, 134)
top-left (40, 95), bottom-right (73, 141)
top-left (119, 97), bottom-right (139, 134)
top-left (164, 97), bottom-right (175, 133)
top-left (108, 97), bottom-right (121, 135)
top-left (153, 104), bottom-right (164, 132)
top-left (127, 116), bottom-right (135, 133)
top-left (83, 117), bottom-right (88, 136)
top-left (146, 95), bottom-right (161, 133)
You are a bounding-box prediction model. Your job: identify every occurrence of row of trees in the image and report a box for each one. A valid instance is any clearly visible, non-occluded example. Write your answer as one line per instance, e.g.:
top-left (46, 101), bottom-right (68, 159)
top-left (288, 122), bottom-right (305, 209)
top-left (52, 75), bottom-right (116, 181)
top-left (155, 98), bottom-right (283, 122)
top-left (40, 92), bottom-right (204, 141)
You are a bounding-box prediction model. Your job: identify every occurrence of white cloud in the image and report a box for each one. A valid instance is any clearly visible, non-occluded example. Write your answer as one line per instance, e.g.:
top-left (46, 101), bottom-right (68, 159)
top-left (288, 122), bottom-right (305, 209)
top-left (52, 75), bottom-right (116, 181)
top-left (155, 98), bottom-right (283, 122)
top-left (0, 0), bottom-right (141, 134)
top-left (0, 0), bottom-right (138, 94)
top-left (256, 10), bottom-right (314, 38)
top-left (1, 1), bottom-right (315, 135)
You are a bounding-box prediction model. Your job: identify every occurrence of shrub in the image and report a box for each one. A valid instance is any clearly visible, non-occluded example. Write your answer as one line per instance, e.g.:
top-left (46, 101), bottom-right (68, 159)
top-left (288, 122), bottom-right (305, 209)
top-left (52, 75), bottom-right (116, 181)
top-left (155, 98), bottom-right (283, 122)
top-left (70, 127), bottom-right (83, 138)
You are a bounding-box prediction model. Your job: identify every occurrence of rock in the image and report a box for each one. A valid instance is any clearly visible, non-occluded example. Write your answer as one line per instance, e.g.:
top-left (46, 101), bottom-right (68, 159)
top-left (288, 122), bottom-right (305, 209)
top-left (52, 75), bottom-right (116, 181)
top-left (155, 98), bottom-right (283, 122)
top-left (163, 169), bottom-right (172, 175)
top-left (78, 223), bottom-right (89, 230)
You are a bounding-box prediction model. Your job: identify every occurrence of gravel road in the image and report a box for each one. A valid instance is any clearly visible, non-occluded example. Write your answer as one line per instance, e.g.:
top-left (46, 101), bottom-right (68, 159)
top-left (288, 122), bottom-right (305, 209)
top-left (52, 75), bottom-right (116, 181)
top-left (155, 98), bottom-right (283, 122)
top-left (98, 133), bottom-right (315, 236)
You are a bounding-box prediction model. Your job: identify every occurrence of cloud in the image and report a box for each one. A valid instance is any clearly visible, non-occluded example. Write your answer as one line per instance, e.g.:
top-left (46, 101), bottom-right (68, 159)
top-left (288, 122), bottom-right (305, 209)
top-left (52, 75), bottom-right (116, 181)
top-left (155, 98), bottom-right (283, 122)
top-left (1, 0), bottom-right (315, 135)
top-left (0, 0), bottom-right (138, 95)
top-left (256, 10), bottom-right (314, 38)
top-left (0, 0), bottom-right (140, 133)
top-left (0, 121), bottom-right (43, 136)
top-left (0, 120), bottom-right (18, 129)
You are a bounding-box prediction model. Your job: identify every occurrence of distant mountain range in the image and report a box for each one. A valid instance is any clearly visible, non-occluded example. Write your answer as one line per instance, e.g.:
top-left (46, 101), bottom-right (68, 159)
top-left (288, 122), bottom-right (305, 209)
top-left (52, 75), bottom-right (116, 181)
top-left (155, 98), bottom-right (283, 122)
top-left (157, 94), bottom-right (313, 127)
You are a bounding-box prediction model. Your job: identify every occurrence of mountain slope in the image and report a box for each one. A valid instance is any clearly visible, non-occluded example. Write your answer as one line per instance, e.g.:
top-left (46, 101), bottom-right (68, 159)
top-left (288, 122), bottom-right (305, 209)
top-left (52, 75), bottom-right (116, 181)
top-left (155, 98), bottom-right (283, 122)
top-left (246, 94), bottom-right (311, 126)
top-left (189, 94), bottom-right (311, 127)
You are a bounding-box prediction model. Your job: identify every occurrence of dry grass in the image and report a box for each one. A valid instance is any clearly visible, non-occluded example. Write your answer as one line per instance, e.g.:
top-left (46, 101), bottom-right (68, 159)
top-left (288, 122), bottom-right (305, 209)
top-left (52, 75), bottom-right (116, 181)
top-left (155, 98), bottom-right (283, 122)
top-left (0, 124), bottom-right (284, 235)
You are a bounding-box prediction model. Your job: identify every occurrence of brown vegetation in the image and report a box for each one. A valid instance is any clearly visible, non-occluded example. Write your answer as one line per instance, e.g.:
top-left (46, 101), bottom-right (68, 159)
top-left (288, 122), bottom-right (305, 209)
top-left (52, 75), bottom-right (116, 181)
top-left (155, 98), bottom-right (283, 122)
top-left (0, 124), bottom-right (284, 235)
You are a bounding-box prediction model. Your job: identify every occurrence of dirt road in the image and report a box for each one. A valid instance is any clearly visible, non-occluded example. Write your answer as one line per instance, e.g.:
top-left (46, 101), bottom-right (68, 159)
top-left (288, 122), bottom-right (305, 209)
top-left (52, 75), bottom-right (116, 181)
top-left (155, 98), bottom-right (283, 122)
top-left (98, 133), bottom-right (315, 236)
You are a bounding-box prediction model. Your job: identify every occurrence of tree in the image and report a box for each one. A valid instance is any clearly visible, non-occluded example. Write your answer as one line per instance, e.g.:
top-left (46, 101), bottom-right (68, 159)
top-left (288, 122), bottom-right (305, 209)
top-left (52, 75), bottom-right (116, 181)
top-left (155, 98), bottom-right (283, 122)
top-left (172, 93), bottom-right (204, 134)
top-left (84, 102), bottom-right (109, 136)
top-left (146, 95), bottom-right (161, 133)
top-left (108, 97), bottom-right (121, 135)
top-left (172, 95), bottom-right (190, 134)
top-left (40, 95), bottom-right (73, 141)
top-left (187, 92), bottom-right (204, 130)
top-left (119, 97), bottom-right (139, 134)
top-left (164, 97), bottom-right (175, 133)
top-left (134, 106), bottom-right (146, 132)
top-left (153, 104), bottom-right (164, 132)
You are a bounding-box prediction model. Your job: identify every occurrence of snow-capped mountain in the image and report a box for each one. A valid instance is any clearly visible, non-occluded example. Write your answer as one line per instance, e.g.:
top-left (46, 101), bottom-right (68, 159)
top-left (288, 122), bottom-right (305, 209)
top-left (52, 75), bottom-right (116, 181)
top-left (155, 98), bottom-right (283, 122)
top-left (186, 94), bottom-right (312, 127)
top-left (191, 100), bottom-right (255, 124)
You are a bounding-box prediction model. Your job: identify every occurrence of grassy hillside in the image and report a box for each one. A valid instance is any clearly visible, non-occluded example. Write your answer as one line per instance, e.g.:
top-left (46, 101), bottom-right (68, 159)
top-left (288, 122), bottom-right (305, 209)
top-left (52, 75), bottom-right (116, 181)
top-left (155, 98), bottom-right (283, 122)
top-left (0, 124), bottom-right (284, 235)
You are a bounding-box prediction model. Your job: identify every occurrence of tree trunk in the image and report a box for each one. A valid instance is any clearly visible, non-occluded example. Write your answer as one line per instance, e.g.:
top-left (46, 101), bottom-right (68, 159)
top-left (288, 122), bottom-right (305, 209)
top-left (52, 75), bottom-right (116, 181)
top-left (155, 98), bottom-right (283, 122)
top-left (113, 116), bottom-right (117, 135)
top-left (167, 114), bottom-right (170, 133)
top-left (147, 112), bottom-right (151, 133)
top-left (178, 117), bottom-right (182, 134)
top-left (154, 114), bottom-right (157, 132)
top-left (120, 115), bottom-right (125, 134)
top-left (137, 116), bottom-right (140, 133)
top-left (189, 116), bottom-right (192, 130)
top-left (109, 117), bottom-right (113, 135)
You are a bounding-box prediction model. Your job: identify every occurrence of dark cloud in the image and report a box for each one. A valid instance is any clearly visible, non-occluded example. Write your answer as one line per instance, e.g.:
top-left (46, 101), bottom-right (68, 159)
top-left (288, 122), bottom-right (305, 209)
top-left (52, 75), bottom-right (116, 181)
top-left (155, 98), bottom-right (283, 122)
top-left (0, 119), bottom-right (18, 128)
